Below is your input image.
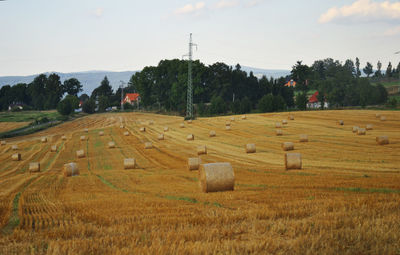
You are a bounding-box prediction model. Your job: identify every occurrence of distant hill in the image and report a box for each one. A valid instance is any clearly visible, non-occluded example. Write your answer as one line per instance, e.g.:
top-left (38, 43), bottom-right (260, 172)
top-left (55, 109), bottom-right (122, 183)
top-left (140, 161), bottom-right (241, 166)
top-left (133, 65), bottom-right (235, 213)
top-left (0, 71), bottom-right (137, 95)
top-left (0, 67), bottom-right (290, 95)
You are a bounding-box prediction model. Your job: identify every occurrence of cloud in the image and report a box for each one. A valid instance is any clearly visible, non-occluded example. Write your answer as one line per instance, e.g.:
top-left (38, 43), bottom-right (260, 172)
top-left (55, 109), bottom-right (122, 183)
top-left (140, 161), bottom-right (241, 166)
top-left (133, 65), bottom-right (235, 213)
top-left (245, 0), bottom-right (263, 8)
top-left (319, 0), bottom-right (400, 24)
top-left (214, 0), bottom-right (239, 9)
top-left (384, 26), bottom-right (400, 36)
top-left (93, 8), bottom-right (104, 18)
top-left (174, 2), bottom-right (206, 15)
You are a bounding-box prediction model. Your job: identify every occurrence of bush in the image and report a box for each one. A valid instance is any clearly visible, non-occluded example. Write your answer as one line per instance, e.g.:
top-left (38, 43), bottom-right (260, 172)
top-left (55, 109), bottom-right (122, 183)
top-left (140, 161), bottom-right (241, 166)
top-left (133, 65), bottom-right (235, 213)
top-left (209, 95), bottom-right (226, 115)
top-left (98, 96), bottom-right (110, 113)
top-left (123, 102), bottom-right (133, 110)
top-left (10, 106), bottom-right (22, 112)
top-left (64, 95), bottom-right (80, 109)
top-left (258, 94), bottom-right (274, 112)
top-left (197, 102), bottom-right (208, 116)
top-left (231, 100), bottom-right (241, 114)
top-left (57, 99), bottom-right (73, 116)
top-left (387, 97), bottom-right (397, 108)
top-left (82, 99), bottom-right (96, 114)
top-left (295, 93), bottom-right (308, 110)
top-left (240, 97), bottom-right (252, 114)
top-left (272, 95), bottom-right (287, 111)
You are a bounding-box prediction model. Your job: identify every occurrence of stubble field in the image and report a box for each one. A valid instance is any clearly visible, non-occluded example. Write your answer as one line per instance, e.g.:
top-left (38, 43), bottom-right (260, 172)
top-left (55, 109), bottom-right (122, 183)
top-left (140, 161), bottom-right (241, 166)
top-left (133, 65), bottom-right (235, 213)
top-left (0, 110), bottom-right (399, 254)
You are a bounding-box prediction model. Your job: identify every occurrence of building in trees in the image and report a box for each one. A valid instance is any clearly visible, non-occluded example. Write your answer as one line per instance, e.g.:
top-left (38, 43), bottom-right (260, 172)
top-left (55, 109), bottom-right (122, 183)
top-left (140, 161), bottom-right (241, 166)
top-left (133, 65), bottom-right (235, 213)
top-left (284, 79), bottom-right (297, 87)
top-left (122, 93), bottom-right (140, 105)
top-left (307, 91), bottom-right (329, 109)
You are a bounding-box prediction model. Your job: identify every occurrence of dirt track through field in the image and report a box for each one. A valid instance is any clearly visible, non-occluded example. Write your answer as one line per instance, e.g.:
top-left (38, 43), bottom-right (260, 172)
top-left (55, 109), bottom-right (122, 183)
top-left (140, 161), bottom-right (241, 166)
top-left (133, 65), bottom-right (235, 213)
top-left (0, 110), bottom-right (399, 254)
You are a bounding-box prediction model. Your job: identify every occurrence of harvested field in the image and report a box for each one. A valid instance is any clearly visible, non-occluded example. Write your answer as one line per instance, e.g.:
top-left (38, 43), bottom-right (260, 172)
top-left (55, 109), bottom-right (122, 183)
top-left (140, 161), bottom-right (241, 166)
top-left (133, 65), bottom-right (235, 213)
top-left (0, 110), bottom-right (399, 254)
top-left (0, 122), bottom-right (29, 133)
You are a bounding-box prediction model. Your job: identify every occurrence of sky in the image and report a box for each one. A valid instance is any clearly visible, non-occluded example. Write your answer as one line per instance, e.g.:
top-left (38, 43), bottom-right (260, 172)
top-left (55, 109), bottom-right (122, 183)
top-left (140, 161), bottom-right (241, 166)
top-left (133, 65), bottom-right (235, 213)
top-left (0, 0), bottom-right (399, 76)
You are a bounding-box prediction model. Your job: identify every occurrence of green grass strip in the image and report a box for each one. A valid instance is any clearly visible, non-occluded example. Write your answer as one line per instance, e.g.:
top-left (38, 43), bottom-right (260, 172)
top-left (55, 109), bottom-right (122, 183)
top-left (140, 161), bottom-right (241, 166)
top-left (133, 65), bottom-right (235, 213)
top-left (333, 187), bottom-right (400, 194)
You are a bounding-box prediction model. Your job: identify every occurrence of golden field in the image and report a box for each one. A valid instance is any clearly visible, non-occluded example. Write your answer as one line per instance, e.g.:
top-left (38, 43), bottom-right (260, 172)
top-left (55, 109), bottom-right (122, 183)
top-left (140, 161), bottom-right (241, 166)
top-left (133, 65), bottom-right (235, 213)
top-left (0, 110), bottom-right (399, 254)
top-left (0, 122), bottom-right (29, 133)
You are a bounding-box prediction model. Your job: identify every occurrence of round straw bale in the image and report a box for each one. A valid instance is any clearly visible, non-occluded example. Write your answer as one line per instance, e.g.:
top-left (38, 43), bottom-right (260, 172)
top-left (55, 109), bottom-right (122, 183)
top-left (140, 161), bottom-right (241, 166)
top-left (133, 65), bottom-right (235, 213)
top-left (76, 150), bottom-right (85, 158)
top-left (376, 136), bottom-right (389, 145)
top-left (149, 120), bottom-right (154, 125)
top-left (158, 134), bottom-right (164, 140)
top-left (357, 128), bottom-right (366, 135)
top-left (124, 131), bottom-right (130, 136)
top-left (41, 137), bottom-right (47, 143)
top-left (120, 125), bottom-right (124, 129)
top-left (11, 145), bottom-right (18, 150)
top-left (225, 121), bottom-right (231, 126)
top-left (225, 126), bottom-right (231, 131)
top-left (282, 120), bottom-right (288, 125)
top-left (375, 113), bottom-right (381, 118)
top-left (352, 126), bottom-right (359, 133)
top-left (1, 140), bottom-right (6, 146)
top-left (84, 128), bottom-right (89, 132)
top-left (99, 131), bottom-right (104, 136)
top-left (230, 117), bottom-right (235, 121)
top-left (209, 130), bottom-right (216, 137)
top-left (164, 127), bottom-right (169, 132)
top-left (29, 162), bottom-right (40, 172)
top-left (188, 157), bottom-right (201, 171)
top-left (180, 123), bottom-right (185, 128)
top-left (380, 116), bottom-right (386, 121)
top-left (337, 120), bottom-right (344, 125)
top-left (12, 153), bottom-right (21, 161)
top-left (197, 145), bottom-right (207, 155)
top-left (140, 127), bottom-right (146, 132)
top-left (289, 115), bottom-right (294, 120)
top-left (108, 141), bottom-right (116, 148)
top-left (63, 163), bottom-right (79, 177)
top-left (299, 134), bottom-right (308, 142)
top-left (199, 163), bottom-right (235, 193)
top-left (145, 142), bottom-right (152, 149)
top-left (187, 134), bottom-right (194, 141)
top-left (61, 136), bottom-right (67, 141)
top-left (282, 142), bottom-right (294, 151)
top-left (276, 129), bottom-right (283, 136)
top-left (81, 136), bottom-right (87, 141)
top-left (241, 115), bottom-right (246, 120)
top-left (285, 153), bottom-right (302, 170)
top-left (245, 144), bottom-right (256, 153)
top-left (188, 119), bottom-right (192, 124)
top-left (275, 122), bottom-right (282, 128)
top-left (124, 158), bottom-right (136, 169)
top-left (366, 124), bottom-right (373, 130)
top-left (51, 145), bottom-right (57, 152)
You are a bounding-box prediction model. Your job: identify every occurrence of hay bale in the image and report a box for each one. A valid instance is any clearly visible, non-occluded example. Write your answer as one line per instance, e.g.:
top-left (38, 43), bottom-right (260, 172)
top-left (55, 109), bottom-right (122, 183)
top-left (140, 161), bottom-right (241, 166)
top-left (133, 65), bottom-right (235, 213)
top-left (187, 134), bottom-right (194, 141)
top-left (352, 126), bottom-right (359, 133)
top-left (209, 130), bottom-right (216, 137)
top-left (285, 153), bottom-right (302, 170)
top-left (108, 141), bottom-right (116, 148)
top-left (61, 136), bottom-right (67, 141)
top-left (288, 115), bottom-right (294, 120)
top-left (76, 150), bottom-right (85, 158)
top-left (124, 158), bottom-right (136, 169)
top-left (245, 144), bottom-right (256, 153)
top-left (225, 126), bottom-right (231, 131)
top-left (11, 145), bottom-right (18, 151)
top-left (282, 142), bottom-right (294, 151)
top-left (366, 124), bottom-right (373, 131)
top-left (99, 131), bottom-right (104, 136)
top-left (188, 157), bottom-right (201, 171)
top-left (230, 117), bottom-right (235, 121)
top-left (376, 136), bottom-right (389, 145)
top-left (124, 131), bottom-right (130, 136)
top-left (225, 121), bottom-right (231, 126)
top-left (120, 125), bottom-right (124, 129)
top-left (380, 116), bottom-right (386, 121)
top-left (375, 113), bottom-right (381, 118)
top-left (145, 142), bottom-right (152, 149)
top-left (164, 127), bottom-right (169, 132)
top-left (199, 162), bottom-right (235, 193)
top-left (12, 153), bottom-right (21, 161)
top-left (51, 145), bottom-right (57, 152)
top-left (276, 129), bottom-right (283, 136)
top-left (80, 136), bottom-right (86, 141)
top-left (140, 127), bottom-right (146, 132)
top-left (29, 162), bottom-right (40, 173)
top-left (180, 123), bottom-right (185, 128)
top-left (84, 128), bottom-right (89, 133)
top-left (63, 163), bottom-right (79, 177)
top-left (357, 128), bottom-right (366, 135)
top-left (149, 120), bottom-right (154, 125)
top-left (197, 145), bottom-right (207, 155)
top-left (275, 122), bottom-right (282, 128)
top-left (241, 115), bottom-right (246, 120)
top-left (337, 120), bottom-right (344, 125)
top-left (282, 120), bottom-right (288, 125)
top-left (188, 119), bottom-right (192, 124)
top-left (41, 137), bottom-right (47, 143)
top-left (299, 134), bottom-right (308, 142)
top-left (158, 134), bottom-right (164, 140)
top-left (1, 140), bottom-right (6, 146)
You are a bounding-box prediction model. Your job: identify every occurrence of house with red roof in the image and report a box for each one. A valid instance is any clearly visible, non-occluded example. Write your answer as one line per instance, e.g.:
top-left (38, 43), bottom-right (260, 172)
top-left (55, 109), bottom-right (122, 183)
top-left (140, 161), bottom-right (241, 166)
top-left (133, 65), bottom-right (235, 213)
top-left (284, 79), bottom-right (296, 87)
top-left (122, 93), bottom-right (140, 105)
top-left (307, 91), bottom-right (329, 109)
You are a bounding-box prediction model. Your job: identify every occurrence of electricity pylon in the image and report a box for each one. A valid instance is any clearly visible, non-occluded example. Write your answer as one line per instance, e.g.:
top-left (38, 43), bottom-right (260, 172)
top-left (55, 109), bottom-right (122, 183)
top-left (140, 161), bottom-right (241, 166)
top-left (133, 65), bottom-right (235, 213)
top-left (183, 33), bottom-right (197, 120)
